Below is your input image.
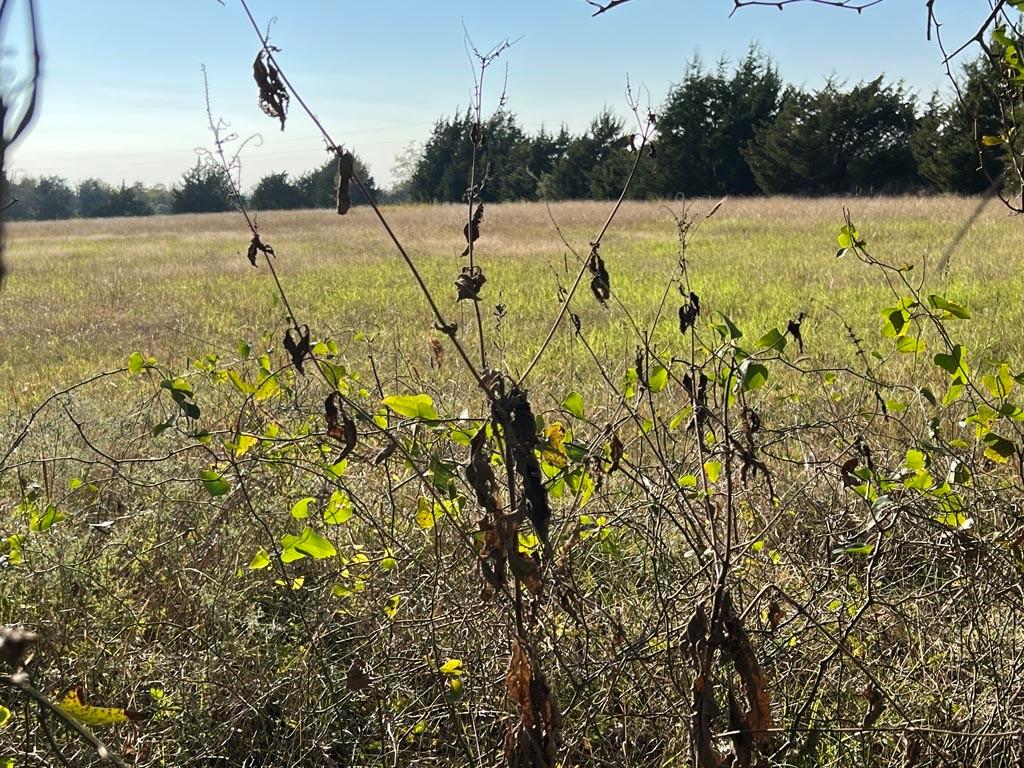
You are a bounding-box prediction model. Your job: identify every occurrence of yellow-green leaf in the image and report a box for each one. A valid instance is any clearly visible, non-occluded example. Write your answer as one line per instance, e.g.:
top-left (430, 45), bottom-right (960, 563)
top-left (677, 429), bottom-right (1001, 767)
top-left (248, 548), bottom-right (271, 570)
top-left (439, 658), bottom-right (464, 676)
top-left (382, 393), bottom-right (438, 421)
top-left (58, 689), bottom-right (130, 727)
top-left (290, 497), bottom-right (315, 519)
top-left (324, 491), bottom-right (353, 525)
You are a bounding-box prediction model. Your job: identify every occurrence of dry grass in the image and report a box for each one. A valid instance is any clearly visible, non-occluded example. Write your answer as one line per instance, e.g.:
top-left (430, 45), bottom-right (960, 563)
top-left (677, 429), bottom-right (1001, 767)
top-left (2, 196), bottom-right (1021, 412)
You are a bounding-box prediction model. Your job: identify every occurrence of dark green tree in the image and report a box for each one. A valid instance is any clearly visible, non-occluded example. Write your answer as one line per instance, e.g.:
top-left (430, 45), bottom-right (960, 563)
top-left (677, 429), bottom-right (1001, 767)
top-left (77, 178), bottom-right (114, 218)
top-left (296, 153), bottom-right (378, 208)
top-left (407, 111), bottom-right (536, 202)
top-left (911, 54), bottom-right (1014, 193)
top-left (746, 77), bottom-right (921, 194)
top-left (655, 48), bottom-right (783, 196)
top-left (3, 176), bottom-right (38, 221)
top-left (107, 182), bottom-right (153, 216)
top-left (33, 175), bottom-right (76, 220)
top-left (171, 162), bottom-right (234, 214)
top-left (542, 110), bottom-right (627, 199)
top-left (250, 172), bottom-right (304, 210)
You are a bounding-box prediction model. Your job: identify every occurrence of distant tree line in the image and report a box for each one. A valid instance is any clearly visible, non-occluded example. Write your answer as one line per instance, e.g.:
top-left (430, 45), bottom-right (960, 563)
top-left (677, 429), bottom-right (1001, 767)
top-left (4, 44), bottom-right (1016, 221)
top-left (400, 46), bottom-right (1019, 201)
top-left (3, 154), bottom-right (380, 221)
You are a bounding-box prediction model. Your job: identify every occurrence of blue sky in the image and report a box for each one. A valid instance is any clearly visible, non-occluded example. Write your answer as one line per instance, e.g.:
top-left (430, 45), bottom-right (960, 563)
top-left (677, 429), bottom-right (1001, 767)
top-left (3, 0), bottom-right (989, 190)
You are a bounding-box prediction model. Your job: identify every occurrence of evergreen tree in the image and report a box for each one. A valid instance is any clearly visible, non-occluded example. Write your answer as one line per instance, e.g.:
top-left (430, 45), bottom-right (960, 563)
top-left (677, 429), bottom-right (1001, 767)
top-left (746, 77), bottom-right (921, 194)
top-left (171, 162), bottom-right (234, 213)
top-left (655, 48), bottom-right (782, 196)
top-left (543, 110), bottom-right (627, 199)
top-left (911, 55), bottom-right (1012, 193)
top-left (296, 153), bottom-right (378, 208)
top-left (250, 172), bottom-right (304, 210)
top-left (33, 176), bottom-right (76, 220)
top-left (77, 178), bottom-right (115, 218)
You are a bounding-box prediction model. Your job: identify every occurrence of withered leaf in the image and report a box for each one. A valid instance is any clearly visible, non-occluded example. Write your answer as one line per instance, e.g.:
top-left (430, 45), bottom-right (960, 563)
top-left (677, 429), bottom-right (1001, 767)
top-left (722, 596), bottom-right (772, 742)
top-left (504, 639), bottom-right (560, 768)
top-left (282, 325), bottom-right (311, 374)
top-left (588, 245), bottom-right (610, 305)
top-left (840, 457), bottom-right (860, 487)
top-left (246, 233), bottom-right (275, 267)
top-left (860, 682), bottom-right (884, 728)
top-left (679, 290), bottom-right (700, 334)
top-left (727, 687), bottom-right (753, 768)
top-left (787, 311), bottom-right (806, 353)
top-left (461, 203), bottom-right (484, 257)
top-left (252, 50), bottom-right (289, 130)
top-left (0, 625), bottom-right (38, 669)
top-left (500, 386), bottom-right (552, 549)
top-left (509, 554), bottom-right (543, 596)
top-left (428, 337), bottom-right (445, 369)
top-left (325, 392), bottom-right (357, 460)
top-left (692, 674), bottom-right (724, 768)
top-left (336, 151), bottom-right (354, 215)
top-left (608, 432), bottom-right (624, 473)
top-left (455, 265), bottom-right (486, 302)
top-left (347, 660), bottom-right (372, 692)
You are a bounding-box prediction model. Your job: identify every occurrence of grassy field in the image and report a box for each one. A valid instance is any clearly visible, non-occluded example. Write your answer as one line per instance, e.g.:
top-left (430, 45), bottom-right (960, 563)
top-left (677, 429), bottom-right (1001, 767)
top-left (3, 197), bottom-right (1024, 767)
top-left (3, 196), bottom-right (1022, 408)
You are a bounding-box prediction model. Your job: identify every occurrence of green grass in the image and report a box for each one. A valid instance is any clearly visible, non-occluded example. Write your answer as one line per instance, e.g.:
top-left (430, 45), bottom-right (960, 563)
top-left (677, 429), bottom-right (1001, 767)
top-left (3, 196), bottom-right (1022, 410)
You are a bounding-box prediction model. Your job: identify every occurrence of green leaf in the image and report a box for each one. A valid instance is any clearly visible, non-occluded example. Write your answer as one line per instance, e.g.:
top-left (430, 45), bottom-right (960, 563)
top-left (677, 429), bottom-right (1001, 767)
top-left (439, 658), bottom-right (464, 676)
top-left (703, 460), bottom-right (722, 484)
top-left (200, 470), bottom-right (230, 497)
top-left (384, 594), bottom-right (401, 619)
top-left (0, 757), bottom-right (12, 768)
top-left (382, 393), bottom-right (438, 421)
top-left (895, 336), bottom-right (924, 354)
top-left (905, 449), bottom-right (927, 472)
top-left (248, 548), bottom-right (271, 570)
top-left (290, 497), bottom-right (315, 519)
top-left (647, 365), bottom-right (669, 393)
top-left (927, 294), bottom-right (970, 319)
top-left (934, 511), bottom-right (973, 530)
top-left (324, 491), bottom-right (353, 525)
top-left (833, 543), bottom-right (874, 556)
top-left (837, 224), bottom-right (863, 249)
top-left (30, 504), bottom-right (64, 532)
top-left (982, 432), bottom-right (1016, 463)
top-left (740, 362), bottom-right (769, 392)
top-left (934, 345), bottom-right (967, 379)
top-left (881, 308), bottom-right (910, 338)
top-left (226, 370), bottom-right (254, 395)
top-left (0, 704), bottom-right (10, 728)
top-left (622, 367), bottom-right (638, 399)
top-left (755, 328), bottom-right (786, 352)
top-left (981, 134), bottom-right (1006, 146)
top-left (714, 313), bottom-right (743, 340)
top-left (562, 391), bottom-right (585, 419)
top-left (234, 434), bottom-right (258, 457)
top-left (281, 526), bottom-right (337, 559)
top-left (128, 351), bottom-right (146, 375)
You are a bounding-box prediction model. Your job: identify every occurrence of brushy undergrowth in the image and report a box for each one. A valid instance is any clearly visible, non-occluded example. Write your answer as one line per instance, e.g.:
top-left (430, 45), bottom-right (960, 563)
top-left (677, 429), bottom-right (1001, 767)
top-left (3, 196), bottom-right (1024, 767)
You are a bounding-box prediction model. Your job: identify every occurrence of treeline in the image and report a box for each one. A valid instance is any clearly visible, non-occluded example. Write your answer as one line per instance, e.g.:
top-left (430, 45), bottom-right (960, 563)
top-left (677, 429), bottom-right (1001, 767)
top-left (402, 46), bottom-right (1017, 201)
top-left (3, 155), bottom-right (381, 221)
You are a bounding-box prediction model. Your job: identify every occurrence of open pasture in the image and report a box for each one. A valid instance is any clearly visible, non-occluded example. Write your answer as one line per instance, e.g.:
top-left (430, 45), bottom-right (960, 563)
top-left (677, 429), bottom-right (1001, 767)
top-left (2, 196), bottom-right (1022, 409)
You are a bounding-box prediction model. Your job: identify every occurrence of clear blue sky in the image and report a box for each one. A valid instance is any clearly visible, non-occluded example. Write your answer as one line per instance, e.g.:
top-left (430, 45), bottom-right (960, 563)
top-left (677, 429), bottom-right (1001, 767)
top-left (3, 0), bottom-right (989, 190)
